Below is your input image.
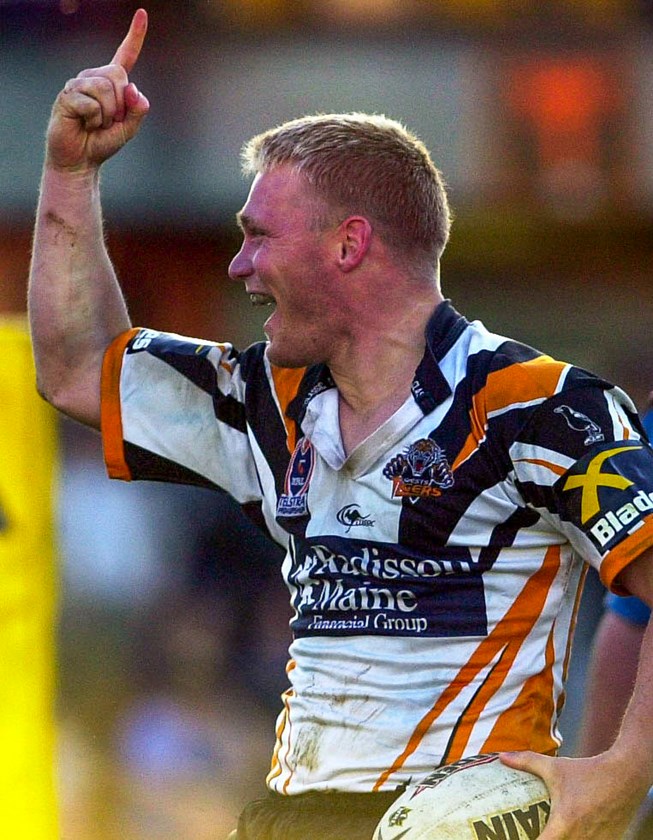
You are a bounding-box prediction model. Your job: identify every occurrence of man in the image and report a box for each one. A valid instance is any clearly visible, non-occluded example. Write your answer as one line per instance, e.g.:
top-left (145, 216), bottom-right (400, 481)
top-left (28, 9), bottom-right (653, 839)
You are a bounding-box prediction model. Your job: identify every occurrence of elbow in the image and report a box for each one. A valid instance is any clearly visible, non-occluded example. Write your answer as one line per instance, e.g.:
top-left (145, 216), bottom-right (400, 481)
top-left (34, 373), bottom-right (101, 430)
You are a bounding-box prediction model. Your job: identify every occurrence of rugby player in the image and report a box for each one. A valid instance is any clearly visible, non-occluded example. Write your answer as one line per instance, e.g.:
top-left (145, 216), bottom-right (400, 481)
top-left (28, 9), bottom-right (653, 839)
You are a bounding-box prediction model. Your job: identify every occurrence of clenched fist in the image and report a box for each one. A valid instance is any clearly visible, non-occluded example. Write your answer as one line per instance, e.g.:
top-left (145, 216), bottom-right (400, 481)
top-left (46, 8), bottom-right (150, 172)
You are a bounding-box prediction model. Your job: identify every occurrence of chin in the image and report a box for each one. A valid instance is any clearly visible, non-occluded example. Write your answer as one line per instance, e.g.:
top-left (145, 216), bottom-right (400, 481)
top-left (265, 340), bottom-right (318, 370)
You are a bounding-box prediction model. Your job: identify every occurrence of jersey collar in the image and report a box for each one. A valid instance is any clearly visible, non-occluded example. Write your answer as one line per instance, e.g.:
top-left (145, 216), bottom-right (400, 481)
top-left (287, 300), bottom-right (465, 424)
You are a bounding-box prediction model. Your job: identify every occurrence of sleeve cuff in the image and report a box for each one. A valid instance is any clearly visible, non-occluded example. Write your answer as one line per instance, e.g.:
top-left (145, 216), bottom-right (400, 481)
top-left (100, 328), bottom-right (140, 481)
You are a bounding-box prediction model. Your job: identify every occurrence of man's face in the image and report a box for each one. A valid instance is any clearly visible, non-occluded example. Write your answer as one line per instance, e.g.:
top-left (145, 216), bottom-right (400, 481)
top-left (229, 166), bottom-right (344, 369)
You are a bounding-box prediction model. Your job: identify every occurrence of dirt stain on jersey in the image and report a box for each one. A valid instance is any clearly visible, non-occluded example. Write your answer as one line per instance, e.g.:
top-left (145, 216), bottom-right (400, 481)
top-left (291, 724), bottom-right (322, 772)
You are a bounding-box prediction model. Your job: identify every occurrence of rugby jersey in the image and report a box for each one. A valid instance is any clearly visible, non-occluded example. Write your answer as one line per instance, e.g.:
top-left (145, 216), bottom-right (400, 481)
top-left (101, 300), bottom-right (653, 794)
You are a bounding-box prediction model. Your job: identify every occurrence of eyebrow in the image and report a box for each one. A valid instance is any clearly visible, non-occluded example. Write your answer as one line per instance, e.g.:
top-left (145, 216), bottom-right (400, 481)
top-left (236, 212), bottom-right (261, 233)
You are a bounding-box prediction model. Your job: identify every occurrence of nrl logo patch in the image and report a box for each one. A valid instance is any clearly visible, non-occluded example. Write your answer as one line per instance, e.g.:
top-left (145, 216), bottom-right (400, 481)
top-left (383, 438), bottom-right (454, 500)
top-left (277, 437), bottom-right (315, 518)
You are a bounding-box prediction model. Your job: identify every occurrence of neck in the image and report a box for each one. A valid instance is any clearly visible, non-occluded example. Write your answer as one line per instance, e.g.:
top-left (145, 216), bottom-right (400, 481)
top-left (330, 289), bottom-right (444, 454)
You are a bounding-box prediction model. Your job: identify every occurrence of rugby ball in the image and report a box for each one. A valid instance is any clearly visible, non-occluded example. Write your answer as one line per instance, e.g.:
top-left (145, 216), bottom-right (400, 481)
top-left (373, 753), bottom-right (550, 839)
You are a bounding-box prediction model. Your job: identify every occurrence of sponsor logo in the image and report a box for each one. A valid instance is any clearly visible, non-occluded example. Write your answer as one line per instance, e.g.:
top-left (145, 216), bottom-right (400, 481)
top-left (277, 437), bottom-right (315, 518)
top-left (388, 806), bottom-right (411, 828)
top-left (589, 489), bottom-right (653, 547)
top-left (472, 800), bottom-right (550, 840)
top-left (288, 537), bottom-right (487, 639)
top-left (383, 439), bottom-right (454, 500)
top-left (411, 754), bottom-right (499, 797)
top-left (562, 444), bottom-right (641, 523)
top-left (307, 613), bottom-right (429, 633)
top-left (554, 405), bottom-right (604, 445)
top-left (336, 504), bottom-right (375, 532)
top-left (304, 380), bottom-right (332, 402)
top-left (131, 328), bottom-right (159, 351)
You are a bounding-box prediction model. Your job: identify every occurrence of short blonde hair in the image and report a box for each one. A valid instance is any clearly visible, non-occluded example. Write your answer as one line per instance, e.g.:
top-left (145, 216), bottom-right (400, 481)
top-left (241, 113), bottom-right (451, 266)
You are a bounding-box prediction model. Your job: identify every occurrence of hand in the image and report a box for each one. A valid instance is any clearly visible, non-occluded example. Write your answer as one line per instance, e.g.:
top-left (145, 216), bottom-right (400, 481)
top-left (500, 750), bottom-right (648, 839)
top-left (46, 8), bottom-right (150, 172)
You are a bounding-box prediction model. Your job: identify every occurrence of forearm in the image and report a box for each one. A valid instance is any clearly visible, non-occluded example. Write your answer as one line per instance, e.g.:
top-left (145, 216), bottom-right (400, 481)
top-left (28, 164), bottom-right (131, 427)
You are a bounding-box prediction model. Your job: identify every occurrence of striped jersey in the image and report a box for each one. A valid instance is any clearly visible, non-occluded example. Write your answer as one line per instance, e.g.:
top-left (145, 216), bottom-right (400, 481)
top-left (101, 300), bottom-right (653, 794)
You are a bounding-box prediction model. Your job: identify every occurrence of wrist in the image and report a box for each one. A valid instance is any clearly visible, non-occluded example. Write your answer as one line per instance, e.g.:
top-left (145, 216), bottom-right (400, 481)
top-left (603, 740), bottom-right (653, 794)
top-left (39, 163), bottom-right (101, 206)
top-left (43, 158), bottom-right (101, 183)
top-left (36, 164), bottom-right (104, 239)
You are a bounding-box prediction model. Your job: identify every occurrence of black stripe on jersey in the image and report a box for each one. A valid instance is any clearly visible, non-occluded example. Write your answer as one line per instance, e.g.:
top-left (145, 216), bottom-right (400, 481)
top-left (477, 507), bottom-right (541, 569)
top-left (124, 441), bottom-right (222, 490)
top-left (286, 364), bottom-right (335, 425)
top-left (424, 300), bottom-right (470, 360)
top-left (144, 339), bottom-right (221, 394)
top-left (238, 345), bottom-right (297, 507)
top-left (213, 393), bottom-right (247, 434)
top-left (397, 349), bottom-right (540, 549)
top-left (440, 643), bottom-right (510, 766)
top-left (515, 384), bottom-right (616, 464)
top-left (143, 339), bottom-right (248, 433)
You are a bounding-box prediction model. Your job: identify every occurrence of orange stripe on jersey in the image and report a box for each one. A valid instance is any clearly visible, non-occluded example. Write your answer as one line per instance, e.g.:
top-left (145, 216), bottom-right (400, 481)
top-left (600, 516), bottom-right (653, 593)
top-left (270, 365), bottom-right (306, 453)
top-left (373, 545), bottom-right (561, 790)
top-left (268, 664), bottom-right (296, 785)
top-left (101, 328), bottom-right (140, 481)
top-left (274, 659), bottom-right (297, 793)
top-left (481, 620), bottom-right (558, 757)
top-left (441, 545), bottom-right (561, 763)
top-left (267, 689), bottom-right (294, 785)
top-left (512, 457), bottom-right (568, 477)
top-left (452, 356), bottom-right (567, 471)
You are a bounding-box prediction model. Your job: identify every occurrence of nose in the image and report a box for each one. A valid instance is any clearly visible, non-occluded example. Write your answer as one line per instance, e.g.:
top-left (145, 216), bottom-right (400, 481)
top-left (228, 243), bottom-right (254, 282)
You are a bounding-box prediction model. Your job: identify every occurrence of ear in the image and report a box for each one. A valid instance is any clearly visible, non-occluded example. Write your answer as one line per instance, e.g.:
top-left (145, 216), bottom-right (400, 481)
top-left (335, 216), bottom-right (373, 272)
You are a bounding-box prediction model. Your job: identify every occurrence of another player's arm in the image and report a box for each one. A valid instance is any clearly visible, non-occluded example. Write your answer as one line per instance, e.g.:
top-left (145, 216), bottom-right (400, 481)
top-left (502, 547), bottom-right (653, 839)
top-left (575, 605), bottom-right (646, 758)
top-left (28, 9), bottom-right (150, 429)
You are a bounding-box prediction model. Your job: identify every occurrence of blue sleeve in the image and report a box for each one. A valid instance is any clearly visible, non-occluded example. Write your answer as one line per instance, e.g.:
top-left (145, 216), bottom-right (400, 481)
top-left (604, 592), bottom-right (651, 627)
top-left (642, 408), bottom-right (653, 441)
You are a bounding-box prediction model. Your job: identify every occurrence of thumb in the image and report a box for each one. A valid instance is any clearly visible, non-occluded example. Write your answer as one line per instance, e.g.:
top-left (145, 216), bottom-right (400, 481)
top-left (121, 82), bottom-right (150, 139)
top-left (500, 750), bottom-right (553, 780)
top-left (124, 82), bottom-right (149, 115)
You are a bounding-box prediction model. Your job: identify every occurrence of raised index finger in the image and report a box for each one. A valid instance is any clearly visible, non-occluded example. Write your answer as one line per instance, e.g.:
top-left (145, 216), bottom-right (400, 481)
top-left (111, 8), bottom-right (148, 73)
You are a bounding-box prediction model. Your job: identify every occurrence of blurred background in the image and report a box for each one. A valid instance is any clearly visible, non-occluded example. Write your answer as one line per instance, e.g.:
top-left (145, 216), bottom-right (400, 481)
top-left (3, 0), bottom-right (653, 836)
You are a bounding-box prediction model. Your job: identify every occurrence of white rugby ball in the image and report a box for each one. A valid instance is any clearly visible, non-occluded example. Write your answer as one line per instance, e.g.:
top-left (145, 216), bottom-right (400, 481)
top-left (373, 753), bottom-right (550, 840)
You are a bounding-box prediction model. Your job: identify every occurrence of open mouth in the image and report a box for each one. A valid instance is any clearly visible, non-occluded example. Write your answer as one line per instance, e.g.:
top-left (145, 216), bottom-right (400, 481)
top-left (249, 293), bottom-right (276, 307)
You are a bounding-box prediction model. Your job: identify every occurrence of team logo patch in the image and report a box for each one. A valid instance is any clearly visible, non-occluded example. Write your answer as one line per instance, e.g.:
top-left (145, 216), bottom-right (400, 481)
top-left (277, 437), bottom-right (315, 518)
top-left (554, 404), bottom-right (604, 445)
top-left (336, 504), bottom-right (375, 532)
top-left (383, 439), bottom-right (454, 500)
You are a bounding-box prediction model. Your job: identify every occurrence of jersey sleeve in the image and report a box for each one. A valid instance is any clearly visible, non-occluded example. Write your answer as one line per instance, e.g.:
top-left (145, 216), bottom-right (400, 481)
top-left (604, 592), bottom-right (652, 627)
top-left (509, 378), bottom-right (653, 592)
top-left (101, 327), bottom-right (263, 504)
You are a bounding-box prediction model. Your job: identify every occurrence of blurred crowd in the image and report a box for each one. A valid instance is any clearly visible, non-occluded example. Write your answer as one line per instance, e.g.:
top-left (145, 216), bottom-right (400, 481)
top-left (56, 420), bottom-right (289, 838)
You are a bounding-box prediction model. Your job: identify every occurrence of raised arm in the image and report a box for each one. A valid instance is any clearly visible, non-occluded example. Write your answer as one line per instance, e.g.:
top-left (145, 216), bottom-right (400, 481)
top-left (28, 9), bottom-right (150, 428)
